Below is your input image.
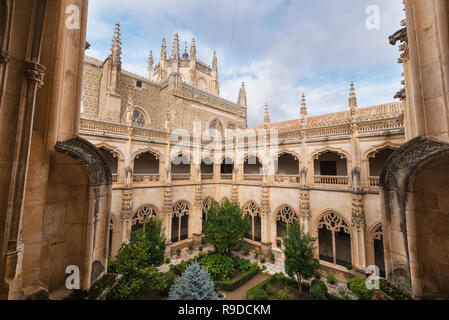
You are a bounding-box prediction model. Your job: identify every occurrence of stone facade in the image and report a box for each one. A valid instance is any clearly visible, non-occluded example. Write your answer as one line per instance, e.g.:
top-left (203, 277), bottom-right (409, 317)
top-left (79, 24), bottom-right (406, 279)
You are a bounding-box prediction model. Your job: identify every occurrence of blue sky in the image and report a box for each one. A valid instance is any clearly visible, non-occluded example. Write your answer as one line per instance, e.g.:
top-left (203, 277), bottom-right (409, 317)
top-left (86, 0), bottom-right (405, 127)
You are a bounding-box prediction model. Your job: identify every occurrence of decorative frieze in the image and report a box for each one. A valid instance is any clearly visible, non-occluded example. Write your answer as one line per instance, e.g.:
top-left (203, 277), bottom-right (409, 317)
top-left (230, 185), bottom-right (239, 204)
top-left (260, 187), bottom-right (270, 217)
top-left (194, 185), bottom-right (203, 209)
top-left (120, 189), bottom-right (133, 221)
top-left (163, 187), bottom-right (173, 216)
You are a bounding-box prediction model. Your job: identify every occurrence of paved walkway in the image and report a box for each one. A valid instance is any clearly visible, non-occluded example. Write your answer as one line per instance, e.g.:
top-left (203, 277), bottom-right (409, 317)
top-left (222, 272), bottom-right (270, 300)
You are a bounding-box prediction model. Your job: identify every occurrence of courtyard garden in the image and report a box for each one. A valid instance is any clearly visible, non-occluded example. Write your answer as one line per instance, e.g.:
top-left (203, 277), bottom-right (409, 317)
top-left (74, 200), bottom-right (411, 301)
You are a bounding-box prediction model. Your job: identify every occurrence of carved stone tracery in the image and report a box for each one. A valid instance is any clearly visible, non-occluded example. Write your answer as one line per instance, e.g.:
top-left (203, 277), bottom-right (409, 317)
top-left (172, 201), bottom-right (190, 217)
top-left (132, 205), bottom-right (158, 226)
top-left (317, 212), bottom-right (350, 234)
top-left (243, 201), bottom-right (261, 217)
top-left (276, 205), bottom-right (299, 224)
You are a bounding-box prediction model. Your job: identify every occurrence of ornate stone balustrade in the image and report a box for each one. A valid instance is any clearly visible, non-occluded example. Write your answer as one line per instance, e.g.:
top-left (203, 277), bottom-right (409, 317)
top-left (171, 173), bottom-right (191, 181)
top-left (314, 175), bottom-right (349, 186)
top-left (80, 118), bottom-right (169, 140)
top-left (274, 175), bottom-right (300, 184)
top-left (369, 176), bottom-right (380, 188)
top-left (243, 174), bottom-right (263, 181)
top-left (220, 174), bottom-right (233, 180)
top-left (133, 174), bottom-right (160, 184)
top-left (201, 173), bottom-right (214, 180)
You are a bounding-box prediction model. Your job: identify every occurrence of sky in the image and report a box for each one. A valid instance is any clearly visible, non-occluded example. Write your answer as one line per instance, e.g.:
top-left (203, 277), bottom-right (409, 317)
top-left (85, 0), bottom-right (405, 127)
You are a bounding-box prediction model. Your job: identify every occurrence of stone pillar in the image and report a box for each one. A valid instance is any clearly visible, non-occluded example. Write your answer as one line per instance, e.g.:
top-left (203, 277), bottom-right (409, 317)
top-left (193, 184), bottom-right (203, 236)
top-left (120, 188), bottom-right (133, 243)
top-left (299, 189), bottom-right (311, 233)
top-left (163, 186), bottom-right (173, 245)
top-left (260, 186), bottom-right (272, 258)
top-left (351, 193), bottom-right (366, 271)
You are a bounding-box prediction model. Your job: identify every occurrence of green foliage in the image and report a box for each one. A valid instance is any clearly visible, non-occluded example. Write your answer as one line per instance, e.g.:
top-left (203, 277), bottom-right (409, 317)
top-left (107, 265), bottom-right (163, 300)
top-left (282, 223), bottom-right (319, 291)
top-left (216, 264), bottom-right (259, 291)
top-left (314, 272), bottom-right (321, 280)
top-left (379, 279), bottom-right (412, 300)
top-left (169, 262), bottom-right (216, 300)
top-left (309, 281), bottom-right (328, 300)
top-left (243, 245), bottom-right (250, 255)
top-left (234, 257), bottom-right (252, 272)
top-left (251, 288), bottom-right (268, 300)
top-left (132, 218), bottom-right (167, 266)
top-left (262, 265), bottom-right (267, 271)
top-left (348, 277), bottom-right (374, 300)
top-left (176, 248), bottom-right (181, 256)
top-left (108, 243), bottom-right (150, 282)
top-left (159, 272), bottom-right (176, 296)
top-left (326, 274), bottom-right (338, 285)
top-left (260, 256), bottom-right (266, 263)
top-left (301, 282), bottom-right (310, 293)
top-left (278, 287), bottom-right (292, 300)
top-left (345, 264), bottom-right (353, 271)
top-left (265, 284), bottom-right (273, 295)
top-left (198, 254), bottom-right (234, 281)
top-left (202, 201), bottom-right (251, 256)
top-left (270, 253), bottom-right (275, 261)
top-left (327, 293), bottom-right (343, 300)
top-left (87, 273), bottom-right (118, 300)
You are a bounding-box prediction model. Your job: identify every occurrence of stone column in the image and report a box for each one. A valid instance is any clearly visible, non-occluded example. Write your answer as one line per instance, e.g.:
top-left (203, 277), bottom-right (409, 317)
top-left (299, 189), bottom-right (311, 233)
top-left (163, 186), bottom-right (173, 259)
top-left (260, 186), bottom-right (272, 258)
top-left (192, 184), bottom-right (203, 238)
top-left (351, 193), bottom-right (366, 271)
top-left (120, 188), bottom-right (133, 243)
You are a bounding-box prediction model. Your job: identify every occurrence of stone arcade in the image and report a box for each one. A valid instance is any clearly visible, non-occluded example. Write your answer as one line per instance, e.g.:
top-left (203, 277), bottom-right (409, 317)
top-left (0, 0), bottom-right (448, 300)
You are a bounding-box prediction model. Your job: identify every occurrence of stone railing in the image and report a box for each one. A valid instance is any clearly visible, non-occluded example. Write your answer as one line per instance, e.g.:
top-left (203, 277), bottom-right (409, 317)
top-left (201, 173), bottom-right (214, 180)
top-left (243, 174), bottom-right (263, 181)
top-left (369, 176), bottom-right (380, 188)
top-left (133, 174), bottom-right (160, 184)
top-left (172, 173), bottom-right (191, 181)
top-left (274, 175), bottom-right (300, 184)
top-left (80, 118), bottom-right (169, 140)
top-left (306, 125), bottom-right (351, 138)
top-left (220, 173), bottom-right (233, 180)
top-left (314, 175), bottom-right (349, 186)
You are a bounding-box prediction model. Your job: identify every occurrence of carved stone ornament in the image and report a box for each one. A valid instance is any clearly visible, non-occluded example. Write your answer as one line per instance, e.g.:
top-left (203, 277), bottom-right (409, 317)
top-left (0, 49), bottom-right (10, 65)
top-left (24, 61), bottom-right (46, 88)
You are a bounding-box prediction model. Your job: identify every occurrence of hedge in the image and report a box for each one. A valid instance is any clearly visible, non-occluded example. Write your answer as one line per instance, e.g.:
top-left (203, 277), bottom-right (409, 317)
top-left (247, 273), bottom-right (309, 300)
top-left (87, 273), bottom-right (121, 300)
top-left (216, 264), bottom-right (259, 291)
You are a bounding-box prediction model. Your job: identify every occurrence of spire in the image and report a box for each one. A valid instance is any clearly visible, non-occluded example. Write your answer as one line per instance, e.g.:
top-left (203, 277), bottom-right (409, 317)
top-left (300, 93), bottom-right (307, 117)
top-left (349, 81), bottom-right (357, 110)
top-left (212, 50), bottom-right (218, 71)
top-left (148, 50), bottom-right (153, 78)
top-left (111, 22), bottom-right (122, 67)
top-left (264, 103), bottom-right (270, 124)
top-left (172, 33), bottom-right (180, 60)
top-left (126, 90), bottom-right (134, 126)
top-left (238, 82), bottom-right (247, 108)
top-left (161, 38), bottom-right (167, 62)
top-left (190, 38), bottom-right (196, 62)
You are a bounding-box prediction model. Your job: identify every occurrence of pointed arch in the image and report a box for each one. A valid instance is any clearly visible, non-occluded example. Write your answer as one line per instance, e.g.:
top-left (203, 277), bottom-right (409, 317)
top-left (363, 142), bottom-right (402, 160)
top-left (310, 146), bottom-right (351, 162)
top-left (132, 146), bottom-right (163, 162)
top-left (95, 142), bottom-right (124, 160)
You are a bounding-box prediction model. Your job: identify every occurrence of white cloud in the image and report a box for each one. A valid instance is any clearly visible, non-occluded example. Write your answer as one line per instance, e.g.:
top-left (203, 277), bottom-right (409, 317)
top-left (85, 0), bottom-right (405, 126)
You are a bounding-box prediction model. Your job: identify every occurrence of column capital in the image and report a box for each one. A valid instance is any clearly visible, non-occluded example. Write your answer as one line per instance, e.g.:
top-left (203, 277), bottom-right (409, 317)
top-left (24, 61), bottom-right (46, 88)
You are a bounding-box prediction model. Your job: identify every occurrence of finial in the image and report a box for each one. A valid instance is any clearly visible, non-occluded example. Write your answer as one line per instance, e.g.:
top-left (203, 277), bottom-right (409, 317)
top-left (172, 33), bottom-right (180, 59)
top-left (148, 50), bottom-right (153, 67)
top-left (212, 50), bottom-right (218, 70)
top-left (182, 42), bottom-right (189, 59)
top-left (349, 81), bottom-right (357, 109)
top-left (264, 103), bottom-right (270, 124)
top-left (160, 38), bottom-right (167, 61)
top-left (300, 93), bottom-right (308, 117)
top-left (238, 82), bottom-right (247, 108)
top-left (111, 22), bottom-right (122, 66)
top-left (190, 38), bottom-right (196, 57)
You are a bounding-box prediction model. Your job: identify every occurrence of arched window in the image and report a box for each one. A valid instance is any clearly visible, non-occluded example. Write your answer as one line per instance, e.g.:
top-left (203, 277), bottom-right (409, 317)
top-left (244, 155), bottom-right (263, 175)
top-left (202, 197), bottom-right (214, 221)
top-left (171, 201), bottom-right (190, 243)
top-left (243, 201), bottom-right (261, 242)
top-left (314, 151), bottom-right (348, 176)
top-left (132, 109), bottom-right (146, 127)
top-left (134, 151), bottom-right (159, 174)
top-left (275, 205), bottom-right (300, 247)
top-left (317, 212), bottom-right (352, 267)
top-left (220, 157), bottom-right (234, 175)
top-left (373, 225), bottom-right (385, 277)
top-left (275, 153), bottom-right (299, 175)
top-left (131, 205), bottom-right (158, 240)
top-left (368, 148), bottom-right (395, 176)
top-left (99, 147), bottom-right (118, 174)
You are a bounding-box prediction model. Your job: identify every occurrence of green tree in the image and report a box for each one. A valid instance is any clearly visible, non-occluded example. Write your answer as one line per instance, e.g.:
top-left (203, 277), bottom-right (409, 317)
top-left (133, 217), bottom-right (167, 266)
top-left (203, 201), bottom-right (251, 256)
top-left (169, 262), bottom-right (216, 300)
top-left (282, 223), bottom-right (319, 293)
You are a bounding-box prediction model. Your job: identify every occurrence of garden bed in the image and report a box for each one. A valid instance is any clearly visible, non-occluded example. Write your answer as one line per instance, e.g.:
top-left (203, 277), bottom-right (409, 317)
top-left (247, 273), bottom-right (309, 300)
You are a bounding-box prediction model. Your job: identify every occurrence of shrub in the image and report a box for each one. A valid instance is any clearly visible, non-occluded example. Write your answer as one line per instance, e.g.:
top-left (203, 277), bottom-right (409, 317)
top-left (216, 264), bottom-right (259, 291)
top-left (348, 277), bottom-right (374, 300)
top-left (262, 265), bottom-right (267, 271)
top-left (169, 263), bottom-right (216, 300)
top-left (326, 274), bottom-right (338, 285)
top-left (132, 218), bottom-right (167, 266)
top-left (345, 264), bottom-right (353, 271)
top-left (301, 282), bottom-right (310, 293)
top-left (314, 272), bottom-right (321, 280)
top-left (250, 288), bottom-right (268, 300)
top-left (165, 258), bottom-right (170, 264)
top-left (234, 257), bottom-right (252, 272)
top-left (201, 237), bottom-right (207, 245)
top-left (87, 273), bottom-right (118, 300)
top-left (266, 284), bottom-right (273, 295)
top-left (309, 282), bottom-right (328, 300)
top-left (327, 293), bottom-right (343, 300)
top-left (254, 251), bottom-right (260, 259)
top-left (270, 253), bottom-right (275, 261)
top-left (260, 257), bottom-right (266, 263)
top-left (176, 249), bottom-right (181, 256)
top-left (199, 246), bottom-right (203, 251)
top-left (198, 254), bottom-right (235, 281)
top-left (278, 287), bottom-right (291, 300)
top-left (188, 244), bottom-right (193, 251)
top-left (159, 272), bottom-right (175, 296)
top-left (243, 245), bottom-right (250, 255)
top-left (379, 279), bottom-right (412, 300)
